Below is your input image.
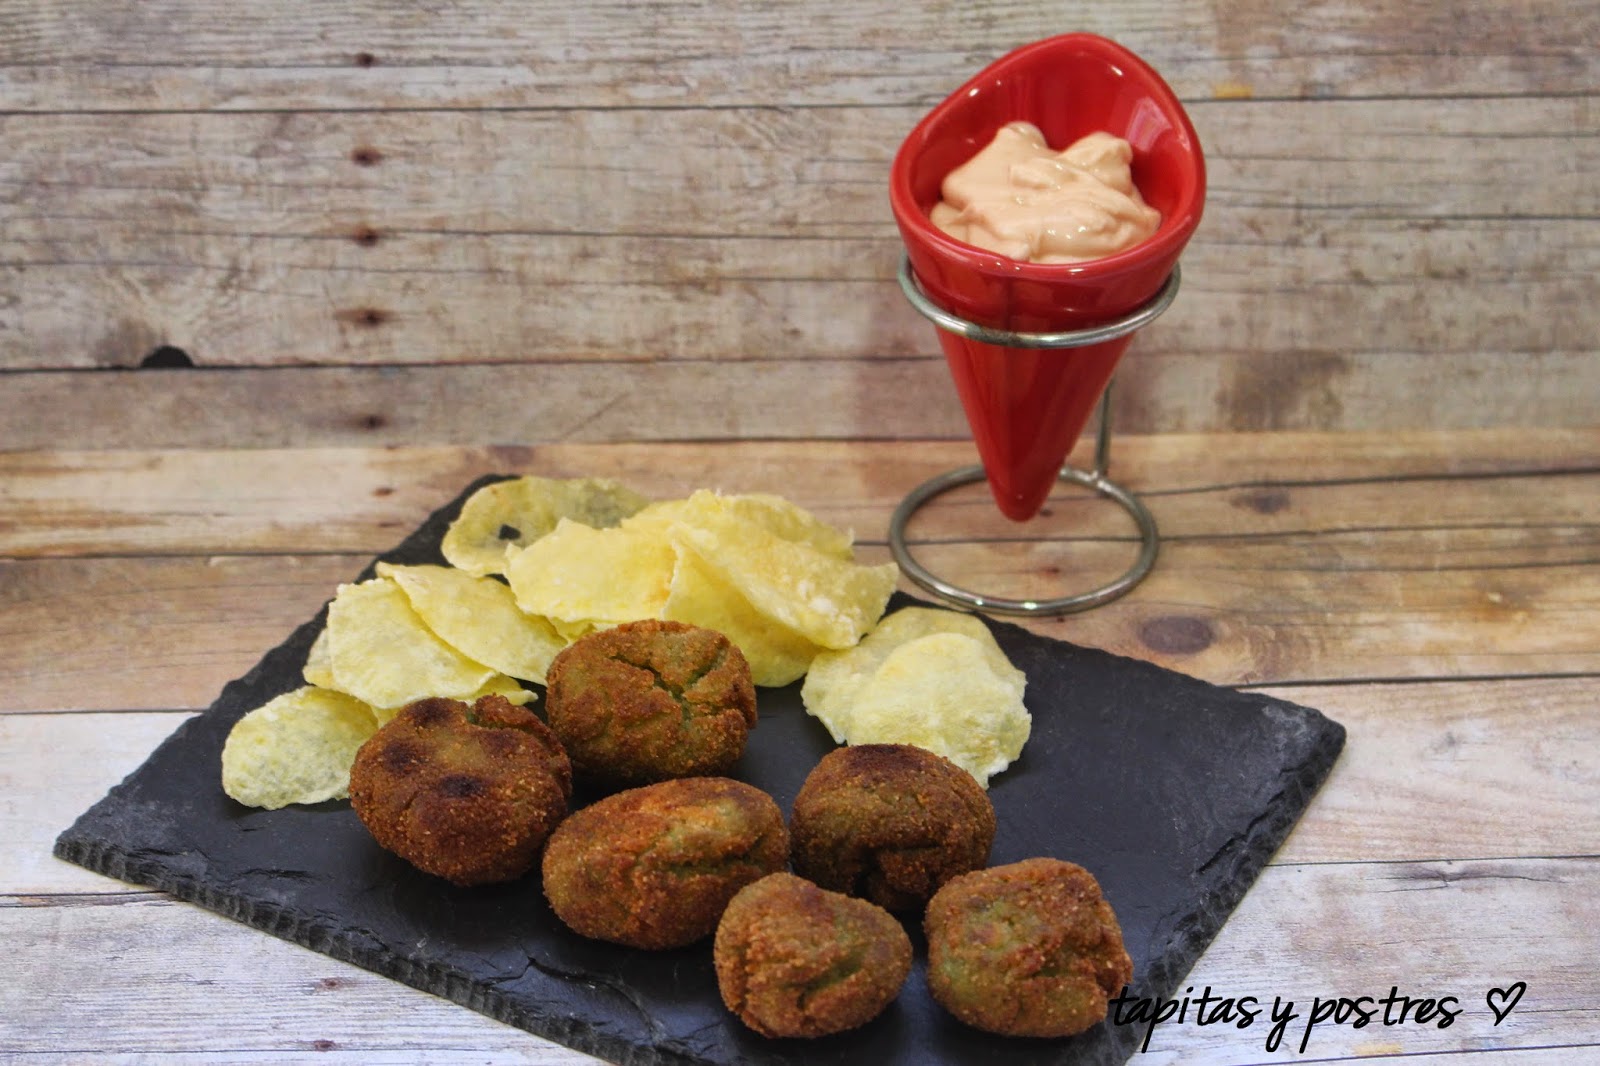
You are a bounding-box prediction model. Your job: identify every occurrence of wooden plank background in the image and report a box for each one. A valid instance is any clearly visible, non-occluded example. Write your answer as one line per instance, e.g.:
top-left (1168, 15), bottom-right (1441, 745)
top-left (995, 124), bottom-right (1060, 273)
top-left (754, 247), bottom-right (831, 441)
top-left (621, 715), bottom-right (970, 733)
top-left (3, 0), bottom-right (1596, 449)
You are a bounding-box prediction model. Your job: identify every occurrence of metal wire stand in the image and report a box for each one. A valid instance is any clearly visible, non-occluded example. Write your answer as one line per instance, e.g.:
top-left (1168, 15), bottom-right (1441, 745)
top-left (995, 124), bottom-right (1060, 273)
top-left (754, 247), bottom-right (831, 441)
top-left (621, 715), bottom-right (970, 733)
top-left (889, 257), bottom-right (1180, 616)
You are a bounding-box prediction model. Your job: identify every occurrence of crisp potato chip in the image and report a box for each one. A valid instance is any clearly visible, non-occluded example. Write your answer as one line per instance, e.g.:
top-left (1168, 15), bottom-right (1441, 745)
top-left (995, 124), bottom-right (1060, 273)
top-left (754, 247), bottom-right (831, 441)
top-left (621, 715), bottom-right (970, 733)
top-left (625, 490), bottom-right (854, 560)
top-left (376, 562), bottom-right (566, 684)
top-left (221, 686), bottom-right (379, 809)
top-left (369, 673), bottom-right (536, 726)
top-left (548, 616), bottom-right (601, 643)
top-left (326, 577), bottom-right (496, 708)
top-left (302, 627), bottom-right (335, 688)
top-left (663, 544), bottom-right (823, 687)
top-left (504, 518), bottom-right (675, 626)
top-left (814, 605), bottom-right (1019, 689)
top-left (847, 634), bottom-right (1030, 787)
top-left (671, 516), bottom-right (896, 649)
top-left (441, 476), bottom-right (651, 577)
top-left (474, 674), bottom-right (537, 706)
top-left (801, 606), bottom-right (1030, 786)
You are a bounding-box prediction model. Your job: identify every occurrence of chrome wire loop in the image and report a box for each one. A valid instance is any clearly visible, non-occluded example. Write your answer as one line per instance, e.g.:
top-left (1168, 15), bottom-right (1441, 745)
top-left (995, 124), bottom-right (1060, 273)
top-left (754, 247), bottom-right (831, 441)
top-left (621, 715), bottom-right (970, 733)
top-left (889, 259), bottom-right (1180, 616)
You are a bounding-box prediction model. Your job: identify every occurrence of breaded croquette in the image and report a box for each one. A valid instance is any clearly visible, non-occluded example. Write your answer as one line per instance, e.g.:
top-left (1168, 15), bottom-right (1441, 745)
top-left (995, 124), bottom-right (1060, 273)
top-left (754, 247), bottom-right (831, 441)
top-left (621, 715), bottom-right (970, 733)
top-left (714, 872), bottom-right (912, 1038)
top-left (790, 743), bottom-right (995, 911)
top-left (924, 858), bottom-right (1132, 1037)
top-left (348, 693), bottom-right (572, 887)
top-left (544, 619), bottom-right (757, 785)
top-left (541, 776), bottom-right (788, 949)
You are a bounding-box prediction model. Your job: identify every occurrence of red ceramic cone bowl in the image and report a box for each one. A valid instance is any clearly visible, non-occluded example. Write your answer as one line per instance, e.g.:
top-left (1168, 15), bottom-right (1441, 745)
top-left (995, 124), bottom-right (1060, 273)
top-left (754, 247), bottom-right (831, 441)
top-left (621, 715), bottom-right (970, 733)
top-left (890, 34), bottom-right (1205, 520)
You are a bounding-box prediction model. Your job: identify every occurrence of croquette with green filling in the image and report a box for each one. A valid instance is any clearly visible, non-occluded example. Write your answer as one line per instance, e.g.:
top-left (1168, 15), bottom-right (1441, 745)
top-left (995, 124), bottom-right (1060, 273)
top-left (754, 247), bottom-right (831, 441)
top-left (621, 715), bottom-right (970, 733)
top-left (348, 693), bottom-right (572, 887)
top-left (714, 872), bottom-right (912, 1038)
top-left (790, 743), bottom-right (995, 911)
top-left (541, 776), bottom-right (788, 949)
top-left (924, 857), bottom-right (1133, 1038)
top-left (544, 619), bottom-right (757, 785)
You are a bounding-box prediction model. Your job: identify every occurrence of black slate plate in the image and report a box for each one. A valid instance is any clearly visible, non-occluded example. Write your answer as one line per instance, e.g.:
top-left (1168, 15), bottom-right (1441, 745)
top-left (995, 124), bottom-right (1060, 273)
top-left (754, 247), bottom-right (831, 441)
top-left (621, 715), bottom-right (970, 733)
top-left (56, 476), bottom-right (1345, 1066)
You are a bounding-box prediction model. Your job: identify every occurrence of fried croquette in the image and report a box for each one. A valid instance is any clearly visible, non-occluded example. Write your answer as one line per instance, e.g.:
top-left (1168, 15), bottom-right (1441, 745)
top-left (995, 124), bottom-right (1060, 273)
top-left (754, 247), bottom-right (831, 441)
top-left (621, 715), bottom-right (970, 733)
top-left (544, 619), bottom-right (757, 785)
top-left (714, 872), bottom-right (912, 1038)
top-left (789, 743), bottom-right (995, 911)
top-left (348, 693), bottom-right (571, 887)
top-left (923, 857), bottom-right (1133, 1038)
top-left (541, 776), bottom-right (788, 950)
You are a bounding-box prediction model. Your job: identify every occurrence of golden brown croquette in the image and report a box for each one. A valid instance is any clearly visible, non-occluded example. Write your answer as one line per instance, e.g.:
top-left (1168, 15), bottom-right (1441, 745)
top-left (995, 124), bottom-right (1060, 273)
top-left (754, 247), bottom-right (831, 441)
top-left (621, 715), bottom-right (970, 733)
top-left (714, 872), bottom-right (912, 1038)
top-left (541, 776), bottom-right (788, 949)
top-left (544, 619), bottom-right (757, 785)
top-left (924, 857), bottom-right (1133, 1038)
top-left (348, 693), bottom-right (571, 887)
top-left (790, 743), bottom-right (995, 911)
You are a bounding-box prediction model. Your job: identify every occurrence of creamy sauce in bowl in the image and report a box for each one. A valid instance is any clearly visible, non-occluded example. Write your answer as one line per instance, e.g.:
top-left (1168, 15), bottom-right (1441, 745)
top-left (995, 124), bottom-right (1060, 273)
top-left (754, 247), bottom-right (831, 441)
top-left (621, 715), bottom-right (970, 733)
top-left (930, 121), bottom-right (1161, 264)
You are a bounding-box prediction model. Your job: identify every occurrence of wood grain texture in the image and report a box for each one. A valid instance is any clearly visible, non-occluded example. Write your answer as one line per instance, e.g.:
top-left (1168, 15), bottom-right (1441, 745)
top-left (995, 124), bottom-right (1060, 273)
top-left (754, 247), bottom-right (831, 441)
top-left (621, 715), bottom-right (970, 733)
top-left (3, 434), bottom-right (1595, 705)
top-left (0, 893), bottom-right (588, 1063)
top-left (3, 436), bottom-right (1551, 554)
top-left (3, 54), bottom-right (1597, 438)
top-left (1149, 857), bottom-right (1600, 1062)
top-left (4, 431), bottom-right (1593, 554)
top-left (1, 0), bottom-right (1594, 111)
top-left (5, 857), bottom-right (1594, 1063)
top-left (2, 99), bottom-right (1593, 373)
top-left (8, 345), bottom-right (1600, 450)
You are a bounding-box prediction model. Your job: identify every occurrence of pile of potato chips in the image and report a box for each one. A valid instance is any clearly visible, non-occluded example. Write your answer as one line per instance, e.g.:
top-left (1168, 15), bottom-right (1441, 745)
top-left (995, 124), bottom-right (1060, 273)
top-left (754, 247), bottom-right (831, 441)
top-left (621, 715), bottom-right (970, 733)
top-left (801, 607), bottom-right (1031, 788)
top-left (222, 477), bottom-right (901, 809)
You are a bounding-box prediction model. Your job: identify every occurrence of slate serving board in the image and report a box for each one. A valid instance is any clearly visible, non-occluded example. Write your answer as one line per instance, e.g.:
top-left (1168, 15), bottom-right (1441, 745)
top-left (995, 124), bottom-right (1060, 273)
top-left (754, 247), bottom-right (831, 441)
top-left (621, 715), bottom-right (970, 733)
top-left (57, 476), bottom-right (1345, 1066)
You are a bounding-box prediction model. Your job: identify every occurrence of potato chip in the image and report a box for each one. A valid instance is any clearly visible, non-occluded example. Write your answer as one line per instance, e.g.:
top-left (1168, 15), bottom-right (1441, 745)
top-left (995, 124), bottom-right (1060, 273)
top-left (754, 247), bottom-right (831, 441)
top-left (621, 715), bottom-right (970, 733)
top-left (441, 476), bottom-right (651, 577)
top-left (221, 686), bottom-right (379, 809)
top-left (663, 544), bottom-right (823, 687)
top-left (474, 674), bottom-right (537, 706)
top-left (326, 577), bottom-right (496, 709)
top-left (625, 489), bottom-right (854, 560)
top-left (370, 673), bottom-right (536, 726)
top-left (302, 627), bottom-right (335, 688)
top-left (549, 616), bottom-right (602, 643)
top-left (504, 518), bottom-right (675, 627)
top-left (815, 605), bottom-right (1020, 688)
top-left (848, 634), bottom-right (1030, 787)
top-left (376, 561), bottom-right (566, 684)
top-left (801, 606), bottom-right (1030, 786)
top-left (671, 516), bottom-right (897, 650)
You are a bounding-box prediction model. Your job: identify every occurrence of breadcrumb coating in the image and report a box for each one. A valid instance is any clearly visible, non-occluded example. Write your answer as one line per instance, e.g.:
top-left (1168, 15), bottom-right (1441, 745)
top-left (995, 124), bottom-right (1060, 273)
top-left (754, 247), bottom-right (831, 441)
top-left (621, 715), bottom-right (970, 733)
top-left (790, 743), bottom-right (995, 911)
top-left (924, 858), bottom-right (1133, 1037)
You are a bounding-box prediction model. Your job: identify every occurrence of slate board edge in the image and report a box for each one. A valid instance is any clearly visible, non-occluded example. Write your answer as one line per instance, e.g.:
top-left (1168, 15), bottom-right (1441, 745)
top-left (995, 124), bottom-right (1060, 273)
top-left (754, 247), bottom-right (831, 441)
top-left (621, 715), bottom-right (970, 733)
top-left (973, 613), bottom-right (1348, 1063)
top-left (50, 474), bottom-right (676, 1065)
top-left (52, 473), bottom-right (1348, 1066)
top-left (1138, 707), bottom-right (1344, 999)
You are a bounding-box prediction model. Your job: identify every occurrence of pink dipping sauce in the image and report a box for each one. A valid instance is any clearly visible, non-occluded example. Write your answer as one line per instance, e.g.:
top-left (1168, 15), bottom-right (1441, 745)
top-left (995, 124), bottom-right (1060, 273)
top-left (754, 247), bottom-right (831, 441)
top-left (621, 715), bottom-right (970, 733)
top-left (931, 122), bottom-right (1161, 265)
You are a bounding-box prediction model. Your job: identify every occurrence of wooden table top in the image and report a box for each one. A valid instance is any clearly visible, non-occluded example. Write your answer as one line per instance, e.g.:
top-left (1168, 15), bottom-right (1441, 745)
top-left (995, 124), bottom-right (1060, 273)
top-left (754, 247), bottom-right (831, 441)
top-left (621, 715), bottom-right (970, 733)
top-left (3, 0), bottom-right (1597, 1062)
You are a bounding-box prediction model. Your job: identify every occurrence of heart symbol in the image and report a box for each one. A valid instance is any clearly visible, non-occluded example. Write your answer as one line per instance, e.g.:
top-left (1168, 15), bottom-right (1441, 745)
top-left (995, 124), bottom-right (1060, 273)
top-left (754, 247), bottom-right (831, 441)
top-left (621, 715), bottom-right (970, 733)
top-left (1486, 982), bottom-right (1526, 1025)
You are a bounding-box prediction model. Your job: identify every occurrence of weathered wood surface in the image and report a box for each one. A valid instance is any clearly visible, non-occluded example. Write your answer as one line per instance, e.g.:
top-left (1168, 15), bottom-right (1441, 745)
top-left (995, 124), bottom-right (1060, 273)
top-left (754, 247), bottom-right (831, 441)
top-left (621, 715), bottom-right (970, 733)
top-left (2, 1), bottom-right (1597, 441)
top-left (6, 855), bottom-right (1596, 1063)
top-left (4, 433), bottom-right (1598, 1063)
top-left (4, 432), bottom-right (1597, 710)
top-left (2, 1), bottom-right (1595, 111)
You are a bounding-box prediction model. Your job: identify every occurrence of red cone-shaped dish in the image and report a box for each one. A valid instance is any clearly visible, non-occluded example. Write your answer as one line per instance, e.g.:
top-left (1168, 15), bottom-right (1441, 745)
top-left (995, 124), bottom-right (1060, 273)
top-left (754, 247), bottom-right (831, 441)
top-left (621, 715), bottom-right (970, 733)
top-left (890, 34), bottom-right (1205, 521)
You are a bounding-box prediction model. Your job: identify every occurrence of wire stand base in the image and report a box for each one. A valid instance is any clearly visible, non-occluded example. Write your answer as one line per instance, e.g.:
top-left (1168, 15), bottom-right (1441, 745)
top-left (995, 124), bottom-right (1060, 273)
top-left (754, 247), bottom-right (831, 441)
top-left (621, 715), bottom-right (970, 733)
top-left (890, 256), bottom-right (1178, 617)
top-left (888, 391), bottom-right (1159, 617)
